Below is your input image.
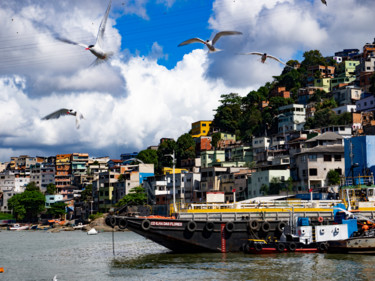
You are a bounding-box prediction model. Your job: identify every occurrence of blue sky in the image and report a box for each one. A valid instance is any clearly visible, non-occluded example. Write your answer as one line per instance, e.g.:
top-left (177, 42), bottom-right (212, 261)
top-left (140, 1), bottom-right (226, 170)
top-left (0, 0), bottom-right (375, 162)
top-left (116, 0), bottom-right (214, 69)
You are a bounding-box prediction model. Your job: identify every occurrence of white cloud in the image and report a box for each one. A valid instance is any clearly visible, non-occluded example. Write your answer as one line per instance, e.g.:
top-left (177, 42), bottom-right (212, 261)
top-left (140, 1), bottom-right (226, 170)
top-left (204, 0), bottom-right (375, 87)
top-left (0, 50), bottom-right (246, 161)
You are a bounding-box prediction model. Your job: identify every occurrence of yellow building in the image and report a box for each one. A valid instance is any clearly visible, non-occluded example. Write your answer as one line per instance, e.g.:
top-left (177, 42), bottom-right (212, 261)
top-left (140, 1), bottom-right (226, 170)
top-left (162, 167), bottom-right (189, 175)
top-left (191, 120), bottom-right (212, 138)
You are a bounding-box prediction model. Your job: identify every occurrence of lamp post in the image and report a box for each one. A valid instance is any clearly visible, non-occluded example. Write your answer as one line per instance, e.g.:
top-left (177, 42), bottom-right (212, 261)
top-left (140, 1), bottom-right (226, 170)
top-left (166, 151), bottom-right (177, 213)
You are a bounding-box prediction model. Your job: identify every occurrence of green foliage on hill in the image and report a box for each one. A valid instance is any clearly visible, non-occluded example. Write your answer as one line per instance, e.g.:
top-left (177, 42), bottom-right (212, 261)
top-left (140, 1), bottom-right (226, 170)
top-left (137, 149), bottom-right (159, 167)
top-left (8, 182), bottom-right (45, 222)
top-left (46, 183), bottom-right (57, 195)
top-left (116, 186), bottom-right (147, 206)
top-left (212, 49), bottom-right (349, 140)
top-left (47, 201), bottom-right (67, 219)
top-left (0, 212), bottom-right (14, 220)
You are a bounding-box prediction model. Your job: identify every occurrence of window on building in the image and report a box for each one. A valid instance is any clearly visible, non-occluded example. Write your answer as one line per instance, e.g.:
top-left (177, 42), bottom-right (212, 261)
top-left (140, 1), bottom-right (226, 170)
top-left (324, 155), bottom-right (332, 162)
top-left (309, 169), bottom-right (318, 176)
top-left (335, 168), bottom-right (342, 175)
top-left (334, 155), bottom-right (341, 161)
top-left (308, 155), bottom-right (317, 161)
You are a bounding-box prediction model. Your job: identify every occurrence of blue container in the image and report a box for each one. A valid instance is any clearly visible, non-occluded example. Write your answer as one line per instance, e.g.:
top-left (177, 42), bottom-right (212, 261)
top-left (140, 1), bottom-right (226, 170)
top-left (342, 219), bottom-right (358, 237)
top-left (297, 217), bottom-right (309, 226)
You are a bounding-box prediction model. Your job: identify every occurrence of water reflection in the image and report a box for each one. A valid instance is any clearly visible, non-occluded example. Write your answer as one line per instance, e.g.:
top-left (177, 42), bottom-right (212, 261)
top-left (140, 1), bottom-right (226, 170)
top-left (110, 251), bottom-right (375, 281)
top-left (2, 231), bottom-right (375, 281)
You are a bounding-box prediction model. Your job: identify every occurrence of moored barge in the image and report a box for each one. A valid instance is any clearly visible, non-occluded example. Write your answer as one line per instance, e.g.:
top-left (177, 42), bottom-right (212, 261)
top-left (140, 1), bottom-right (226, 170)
top-left (106, 176), bottom-right (375, 253)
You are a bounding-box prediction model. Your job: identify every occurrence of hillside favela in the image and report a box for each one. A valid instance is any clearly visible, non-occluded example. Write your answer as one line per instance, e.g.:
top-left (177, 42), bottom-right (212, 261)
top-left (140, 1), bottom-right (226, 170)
top-left (3, 1), bottom-right (375, 280)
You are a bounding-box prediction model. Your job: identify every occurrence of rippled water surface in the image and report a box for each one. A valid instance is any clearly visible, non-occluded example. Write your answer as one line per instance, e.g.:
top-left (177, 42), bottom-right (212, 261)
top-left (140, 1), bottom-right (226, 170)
top-left (1, 230), bottom-right (375, 280)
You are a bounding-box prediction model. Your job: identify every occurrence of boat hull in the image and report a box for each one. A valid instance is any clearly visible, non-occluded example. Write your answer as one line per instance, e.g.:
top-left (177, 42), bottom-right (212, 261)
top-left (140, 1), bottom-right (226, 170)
top-left (115, 217), bottom-right (287, 253)
top-left (327, 237), bottom-right (375, 254)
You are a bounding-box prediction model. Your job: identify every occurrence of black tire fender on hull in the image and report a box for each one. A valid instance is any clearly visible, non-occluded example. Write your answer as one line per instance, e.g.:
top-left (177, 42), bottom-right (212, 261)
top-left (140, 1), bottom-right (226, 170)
top-left (225, 221), bottom-right (235, 232)
top-left (118, 218), bottom-right (128, 229)
top-left (187, 220), bottom-right (197, 232)
top-left (141, 219), bottom-right (151, 231)
top-left (249, 220), bottom-right (259, 231)
top-left (205, 221), bottom-right (215, 232)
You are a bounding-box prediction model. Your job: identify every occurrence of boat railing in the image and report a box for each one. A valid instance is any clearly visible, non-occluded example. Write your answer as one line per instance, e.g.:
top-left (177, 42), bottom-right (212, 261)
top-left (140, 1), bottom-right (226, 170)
top-left (341, 175), bottom-right (374, 187)
top-left (183, 200), bottom-right (342, 211)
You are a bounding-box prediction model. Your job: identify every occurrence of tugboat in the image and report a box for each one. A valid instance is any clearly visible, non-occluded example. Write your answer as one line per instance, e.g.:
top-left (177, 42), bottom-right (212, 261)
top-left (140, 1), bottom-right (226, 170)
top-left (243, 215), bottom-right (355, 254)
top-left (326, 208), bottom-right (375, 254)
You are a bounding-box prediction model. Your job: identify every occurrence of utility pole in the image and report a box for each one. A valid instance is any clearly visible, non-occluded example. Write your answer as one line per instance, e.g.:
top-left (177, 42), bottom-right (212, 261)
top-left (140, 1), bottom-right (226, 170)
top-left (166, 151), bottom-right (177, 213)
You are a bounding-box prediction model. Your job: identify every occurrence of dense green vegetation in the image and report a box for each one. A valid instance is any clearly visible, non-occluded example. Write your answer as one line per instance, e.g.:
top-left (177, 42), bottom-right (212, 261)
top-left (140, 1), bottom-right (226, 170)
top-left (116, 186), bottom-right (147, 206)
top-left (212, 50), bottom-right (352, 140)
top-left (0, 212), bottom-right (14, 220)
top-left (47, 201), bottom-right (67, 219)
top-left (8, 182), bottom-right (46, 222)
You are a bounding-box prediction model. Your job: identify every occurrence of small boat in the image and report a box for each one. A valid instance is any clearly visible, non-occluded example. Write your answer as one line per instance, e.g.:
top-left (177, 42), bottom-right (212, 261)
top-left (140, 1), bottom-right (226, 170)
top-left (8, 224), bottom-right (29, 231)
top-left (73, 222), bottom-right (87, 230)
top-left (87, 228), bottom-right (98, 235)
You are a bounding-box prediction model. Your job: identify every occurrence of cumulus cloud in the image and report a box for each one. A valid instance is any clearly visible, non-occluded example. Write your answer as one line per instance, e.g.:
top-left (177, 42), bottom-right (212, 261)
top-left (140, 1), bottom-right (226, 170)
top-left (0, 51), bottom-right (246, 161)
top-left (204, 0), bottom-right (375, 87)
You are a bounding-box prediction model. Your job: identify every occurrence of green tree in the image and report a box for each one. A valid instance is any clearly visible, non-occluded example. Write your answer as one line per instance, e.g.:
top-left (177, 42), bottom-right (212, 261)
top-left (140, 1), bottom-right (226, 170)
top-left (47, 201), bottom-right (67, 219)
top-left (260, 184), bottom-right (269, 196)
top-left (176, 133), bottom-right (196, 166)
top-left (8, 189), bottom-right (45, 222)
top-left (286, 177), bottom-right (294, 192)
top-left (137, 149), bottom-right (158, 167)
top-left (157, 139), bottom-right (177, 174)
top-left (46, 183), bottom-right (57, 195)
top-left (25, 182), bottom-right (40, 192)
top-left (116, 186), bottom-right (147, 206)
top-left (269, 177), bottom-right (283, 195)
top-left (213, 93), bottom-right (242, 134)
top-left (211, 132), bottom-right (221, 149)
top-left (301, 50), bottom-right (327, 68)
top-left (327, 170), bottom-right (340, 185)
top-left (80, 185), bottom-right (93, 202)
top-left (337, 112), bottom-right (352, 125)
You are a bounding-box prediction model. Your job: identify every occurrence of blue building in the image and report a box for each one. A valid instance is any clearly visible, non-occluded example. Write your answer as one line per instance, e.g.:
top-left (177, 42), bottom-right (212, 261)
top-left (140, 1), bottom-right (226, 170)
top-left (344, 136), bottom-right (375, 178)
top-left (120, 152), bottom-right (139, 161)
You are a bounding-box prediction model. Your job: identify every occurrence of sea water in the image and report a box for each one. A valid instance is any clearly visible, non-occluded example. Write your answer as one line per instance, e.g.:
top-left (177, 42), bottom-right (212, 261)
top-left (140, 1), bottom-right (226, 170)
top-left (1, 230), bottom-right (375, 280)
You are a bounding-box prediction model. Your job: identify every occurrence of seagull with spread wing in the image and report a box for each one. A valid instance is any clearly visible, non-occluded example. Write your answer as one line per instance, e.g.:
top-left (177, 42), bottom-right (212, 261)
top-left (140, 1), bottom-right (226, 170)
top-left (178, 31), bottom-right (242, 52)
top-left (241, 52), bottom-right (293, 68)
top-left (56, 0), bottom-right (113, 65)
top-left (42, 109), bottom-right (84, 129)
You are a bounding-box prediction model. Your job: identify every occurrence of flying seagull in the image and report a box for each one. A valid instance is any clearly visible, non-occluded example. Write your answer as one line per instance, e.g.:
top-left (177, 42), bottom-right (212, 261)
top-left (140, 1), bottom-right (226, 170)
top-left (178, 31), bottom-right (242, 52)
top-left (42, 108), bottom-right (84, 129)
top-left (56, 0), bottom-right (113, 65)
top-left (321, 0), bottom-right (327, 5)
top-left (241, 52), bottom-right (293, 68)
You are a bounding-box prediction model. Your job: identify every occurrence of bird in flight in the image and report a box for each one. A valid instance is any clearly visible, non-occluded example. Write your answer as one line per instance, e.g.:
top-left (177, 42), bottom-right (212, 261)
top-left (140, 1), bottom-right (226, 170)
top-left (178, 31), bottom-right (242, 52)
top-left (42, 108), bottom-right (84, 129)
top-left (56, 0), bottom-right (113, 65)
top-left (321, 0), bottom-right (327, 5)
top-left (240, 52), bottom-right (293, 68)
